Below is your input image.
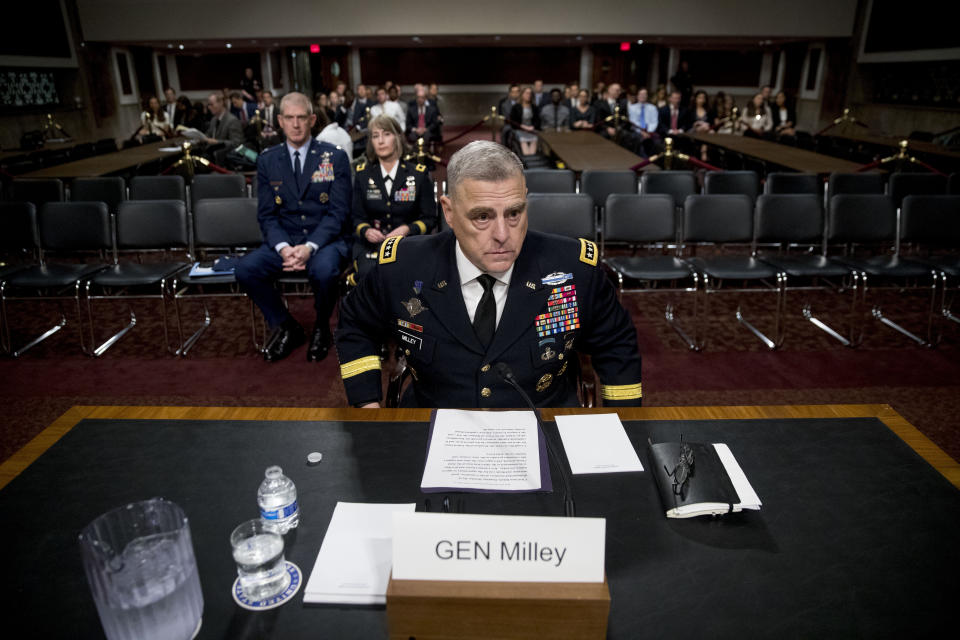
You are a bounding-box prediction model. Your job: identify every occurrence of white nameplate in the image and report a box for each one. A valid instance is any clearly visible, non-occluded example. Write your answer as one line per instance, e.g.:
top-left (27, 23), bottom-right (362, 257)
top-left (392, 512), bottom-right (605, 583)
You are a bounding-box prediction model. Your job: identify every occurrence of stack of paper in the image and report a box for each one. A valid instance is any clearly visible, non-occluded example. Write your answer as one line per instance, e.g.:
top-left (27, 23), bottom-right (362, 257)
top-left (303, 502), bottom-right (415, 605)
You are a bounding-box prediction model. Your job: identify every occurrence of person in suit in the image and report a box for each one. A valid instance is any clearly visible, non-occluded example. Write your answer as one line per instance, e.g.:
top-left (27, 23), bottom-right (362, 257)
top-left (532, 79), bottom-right (546, 108)
top-left (539, 88), bottom-right (570, 131)
top-left (657, 89), bottom-right (692, 139)
top-left (350, 84), bottom-right (371, 130)
top-left (594, 83), bottom-right (628, 139)
top-left (352, 114), bottom-right (436, 282)
top-left (163, 87), bottom-right (178, 125)
top-left (259, 90), bottom-right (280, 138)
top-left (335, 140), bottom-right (643, 408)
top-left (405, 86), bottom-right (441, 146)
top-left (235, 92), bottom-right (352, 363)
top-left (229, 91), bottom-right (257, 125)
top-left (771, 90), bottom-right (797, 138)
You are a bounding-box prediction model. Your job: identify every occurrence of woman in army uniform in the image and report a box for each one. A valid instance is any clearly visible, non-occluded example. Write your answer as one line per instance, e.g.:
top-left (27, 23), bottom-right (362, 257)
top-left (351, 114), bottom-right (436, 281)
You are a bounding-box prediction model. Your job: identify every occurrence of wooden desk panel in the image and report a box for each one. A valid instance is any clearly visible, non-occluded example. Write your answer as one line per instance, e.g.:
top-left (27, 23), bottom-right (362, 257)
top-left (19, 138), bottom-right (185, 178)
top-left (538, 131), bottom-right (644, 172)
top-left (688, 133), bottom-right (866, 174)
top-left (3, 404), bottom-right (956, 490)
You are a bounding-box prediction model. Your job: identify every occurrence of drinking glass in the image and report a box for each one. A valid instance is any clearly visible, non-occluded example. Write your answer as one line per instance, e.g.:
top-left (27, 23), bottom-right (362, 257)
top-left (230, 518), bottom-right (290, 601)
top-left (79, 498), bottom-right (203, 640)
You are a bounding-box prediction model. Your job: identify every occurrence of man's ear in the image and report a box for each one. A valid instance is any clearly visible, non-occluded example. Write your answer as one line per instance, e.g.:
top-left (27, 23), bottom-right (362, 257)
top-left (440, 195), bottom-right (453, 228)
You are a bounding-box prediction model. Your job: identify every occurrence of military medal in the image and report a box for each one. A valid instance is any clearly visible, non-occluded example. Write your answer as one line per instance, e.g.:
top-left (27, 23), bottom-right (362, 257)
top-left (535, 284), bottom-right (580, 338)
top-left (402, 297), bottom-right (428, 318)
top-left (536, 373), bottom-right (553, 392)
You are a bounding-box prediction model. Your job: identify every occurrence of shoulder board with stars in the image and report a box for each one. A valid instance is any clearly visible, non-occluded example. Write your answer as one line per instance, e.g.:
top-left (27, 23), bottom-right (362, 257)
top-left (379, 236), bottom-right (402, 264)
top-left (578, 238), bottom-right (598, 266)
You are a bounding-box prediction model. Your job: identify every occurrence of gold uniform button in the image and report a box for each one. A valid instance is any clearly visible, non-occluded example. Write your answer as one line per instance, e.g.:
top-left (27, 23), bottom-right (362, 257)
top-left (301, 215), bottom-right (306, 221)
top-left (558, 353), bottom-right (564, 360)
top-left (480, 387), bottom-right (492, 398)
top-left (480, 364), bottom-right (490, 373)
top-left (298, 200), bottom-right (303, 206)
top-left (404, 349), bottom-right (411, 356)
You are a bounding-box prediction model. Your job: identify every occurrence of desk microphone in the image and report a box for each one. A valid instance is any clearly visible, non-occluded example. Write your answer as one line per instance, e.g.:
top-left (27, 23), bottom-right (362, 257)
top-left (495, 363), bottom-right (576, 517)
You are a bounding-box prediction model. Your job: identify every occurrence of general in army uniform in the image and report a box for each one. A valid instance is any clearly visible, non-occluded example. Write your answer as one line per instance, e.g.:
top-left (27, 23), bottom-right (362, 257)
top-left (335, 141), bottom-right (642, 408)
top-left (235, 92), bottom-right (352, 363)
top-left (351, 115), bottom-right (436, 281)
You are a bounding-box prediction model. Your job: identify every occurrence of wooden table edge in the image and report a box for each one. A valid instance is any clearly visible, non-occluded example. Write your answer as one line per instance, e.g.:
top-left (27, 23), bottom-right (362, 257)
top-left (2, 404), bottom-right (957, 490)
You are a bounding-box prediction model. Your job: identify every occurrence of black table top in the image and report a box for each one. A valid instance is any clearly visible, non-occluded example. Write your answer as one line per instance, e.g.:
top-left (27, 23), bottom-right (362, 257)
top-left (1, 416), bottom-right (957, 638)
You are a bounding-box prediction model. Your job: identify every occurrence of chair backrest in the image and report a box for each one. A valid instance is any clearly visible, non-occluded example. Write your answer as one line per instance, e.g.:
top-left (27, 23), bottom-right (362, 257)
top-left (190, 173), bottom-right (248, 209)
top-left (755, 195), bottom-right (823, 244)
top-left (640, 170), bottom-right (697, 210)
top-left (827, 194), bottom-right (896, 244)
top-left (682, 194), bottom-right (754, 244)
top-left (129, 175), bottom-right (186, 202)
top-left (765, 172), bottom-right (821, 196)
top-left (704, 171), bottom-right (760, 203)
top-left (580, 170), bottom-right (636, 208)
top-left (900, 195), bottom-right (960, 246)
top-left (888, 173), bottom-right (948, 207)
top-left (523, 169), bottom-right (576, 194)
top-left (10, 179), bottom-right (64, 206)
top-left (116, 200), bottom-right (189, 250)
top-left (193, 198), bottom-right (262, 248)
top-left (526, 193), bottom-right (594, 239)
top-left (71, 177), bottom-right (126, 213)
top-left (0, 202), bottom-right (39, 251)
top-left (827, 172), bottom-right (885, 201)
top-left (603, 194), bottom-right (676, 244)
top-left (38, 202), bottom-right (111, 252)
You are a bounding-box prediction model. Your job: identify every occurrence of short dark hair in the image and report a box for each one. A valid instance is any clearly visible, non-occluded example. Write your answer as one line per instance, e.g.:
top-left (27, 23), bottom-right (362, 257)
top-left (229, 91), bottom-right (242, 101)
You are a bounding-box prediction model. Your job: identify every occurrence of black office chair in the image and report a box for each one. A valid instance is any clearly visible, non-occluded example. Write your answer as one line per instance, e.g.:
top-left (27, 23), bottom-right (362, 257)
top-left (81, 200), bottom-right (190, 356)
top-left (523, 169), bottom-right (576, 194)
top-left (70, 177), bottom-right (127, 214)
top-left (764, 172), bottom-right (822, 197)
top-left (170, 198), bottom-right (263, 356)
top-left (681, 194), bottom-right (786, 350)
top-left (754, 194), bottom-right (855, 346)
top-left (526, 193), bottom-right (595, 240)
top-left (888, 173), bottom-right (948, 208)
top-left (0, 202), bottom-right (111, 357)
top-left (580, 170), bottom-right (637, 210)
top-left (830, 194), bottom-right (938, 347)
top-left (827, 172), bottom-right (885, 201)
top-left (129, 175), bottom-right (186, 202)
top-left (10, 179), bottom-right (64, 207)
top-left (640, 170), bottom-right (697, 209)
top-left (190, 173), bottom-right (248, 210)
top-left (0, 203), bottom-right (39, 352)
top-left (704, 170), bottom-right (760, 203)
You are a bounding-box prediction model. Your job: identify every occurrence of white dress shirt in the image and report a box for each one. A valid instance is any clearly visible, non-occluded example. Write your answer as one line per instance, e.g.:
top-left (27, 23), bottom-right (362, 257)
top-left (628, 102), bottom-right (658, 133)
top-left (455, 240), bottom-right (514, 328)
top-left (370, 100), bottom-right (406, 131)
top-left (316, 123), bottom-right (352, 161)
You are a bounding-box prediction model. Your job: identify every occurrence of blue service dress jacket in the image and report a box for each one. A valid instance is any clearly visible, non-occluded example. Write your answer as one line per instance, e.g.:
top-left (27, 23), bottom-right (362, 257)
top-left (335, 230), bottom-right (643, 408)
top-left (256, 139), bottom-right (352, 250)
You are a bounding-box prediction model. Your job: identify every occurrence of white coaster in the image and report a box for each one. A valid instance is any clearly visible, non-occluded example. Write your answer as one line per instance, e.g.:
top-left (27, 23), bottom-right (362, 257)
top-left (231, 561), bottom-right (302, 611)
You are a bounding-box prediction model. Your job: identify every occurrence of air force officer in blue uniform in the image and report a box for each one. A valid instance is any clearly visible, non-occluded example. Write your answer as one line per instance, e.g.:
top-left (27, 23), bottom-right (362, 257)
top-left (235, 91), bottom-right (351, 362)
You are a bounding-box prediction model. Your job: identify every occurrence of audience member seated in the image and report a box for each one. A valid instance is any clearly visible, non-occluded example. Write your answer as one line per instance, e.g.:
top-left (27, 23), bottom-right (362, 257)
top-left (760, 84), bottom-right (774, 110)
top-left (315, 92), bottom-right (336, 127)
top-left (174, 96), bottom-right (203, 131)
top-left (713, 93), bottom-right (743, 134)
top-left (351, 114), bottom-right (436, 281)
top-left (532, 79), bottom-right (546, 108)
top-left (539, 88), bottom-right (570, 132)
top-left (259, 91), bottom-right (280, 137)
top-left (204, 92), bottom-right (244, 147)
top-left (235, 92), bottom-right (351, 364)
top-left (315, 109), bottom-right (352, 162)
top-left (499, 84), bottom-right (521, 116)
top-left (229, 91), bottom-right (257, 125)
top-left (349, 83), bottom-right (371, 130)
top-left (163, 87), bottom-right (178, 125)
top-left (570, 89), bottom-right (596, 130)
top-left (329, 91), bottom-right (348, 128)
top-left (594, 82), bottom-right (628, 139)
top-left (654, 84), bottom-right (668, 108)
top-left (405, 86), bottom-right (441, 148)
top-left (657, 89), bottom-right (691, 139)
top-left (627, 87), bottom-right (659, 156)
top-left (509, 86), bottom-right (541, 155)
top-left (741, 92), bottom-right (773, 139)
top-left (564, 82), bottom-right (580, 111)
top-left (591, 81), bottom-right (606, 104)
top-left (388, 85), bottom-right (407, 119)
top-left (370, 86), bottom-right (405, 132)
top-left (771, 91), bottom-right (797, 138)
top-left (135, 95), bottom-right (172, 141)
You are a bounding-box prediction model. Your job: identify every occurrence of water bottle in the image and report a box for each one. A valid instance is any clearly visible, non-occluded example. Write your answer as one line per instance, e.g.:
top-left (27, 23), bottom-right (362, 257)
top-left (257, 466), bottom-right (299, 534)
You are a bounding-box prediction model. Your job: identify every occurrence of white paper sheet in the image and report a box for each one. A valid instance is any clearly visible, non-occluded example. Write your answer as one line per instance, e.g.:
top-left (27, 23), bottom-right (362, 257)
top-left (420, 409), bottom-right (541, 491)
top-left (555, 413), bottom-right (644, 474)
top-left (303, 502), bottom-right (415, 605)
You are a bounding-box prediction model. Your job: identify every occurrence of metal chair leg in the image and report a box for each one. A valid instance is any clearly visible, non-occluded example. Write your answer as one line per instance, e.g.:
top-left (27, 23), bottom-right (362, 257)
top-left (664, 272), bottom-right (701, 351)
top-left (733, 272), bottom-right (786, 351)
top-left (2, 281), bottom-right (69, 358)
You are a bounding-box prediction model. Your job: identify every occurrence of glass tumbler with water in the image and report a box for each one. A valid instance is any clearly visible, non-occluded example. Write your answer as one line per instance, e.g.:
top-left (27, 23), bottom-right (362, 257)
top-left (230, 519), bottom-right (290, 601)
top-left (79, 498), bottom-right (204, 640)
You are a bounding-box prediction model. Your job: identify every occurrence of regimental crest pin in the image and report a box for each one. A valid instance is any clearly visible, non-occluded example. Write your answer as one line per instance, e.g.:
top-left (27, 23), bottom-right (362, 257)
top-left (401, 297), bottom-right (428, 318)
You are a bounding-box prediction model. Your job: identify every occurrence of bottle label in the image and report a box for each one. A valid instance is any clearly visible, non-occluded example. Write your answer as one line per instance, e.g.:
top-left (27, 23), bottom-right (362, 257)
top-left (260, 500), bottom-right (298, 520)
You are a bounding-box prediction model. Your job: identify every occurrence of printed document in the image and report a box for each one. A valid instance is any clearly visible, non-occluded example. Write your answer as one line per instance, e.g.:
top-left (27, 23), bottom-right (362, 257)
top-left (556, 413), bottom-right (644, 474)
top-left (421, 409), bottom-right (542, 491)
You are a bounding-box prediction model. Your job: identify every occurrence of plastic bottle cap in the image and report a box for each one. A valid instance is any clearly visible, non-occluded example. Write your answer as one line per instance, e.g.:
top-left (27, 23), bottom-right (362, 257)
top-left (307, 452), bottom-right (323, 465)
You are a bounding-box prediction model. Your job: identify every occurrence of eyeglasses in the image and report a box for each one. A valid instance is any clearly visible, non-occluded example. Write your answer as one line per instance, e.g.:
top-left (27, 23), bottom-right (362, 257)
top-left (280, 114), bottom-right (311, 124)
top-left (665, 437), bottom-right (694, 497)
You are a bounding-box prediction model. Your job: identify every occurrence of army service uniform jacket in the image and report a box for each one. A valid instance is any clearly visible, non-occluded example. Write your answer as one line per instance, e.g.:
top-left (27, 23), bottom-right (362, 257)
top-left (335, 230), bottom-right (642, 408)
top-left (352, 159), bottom-right (436, 241)
top-left (256, 139), bottom-right (352, 249)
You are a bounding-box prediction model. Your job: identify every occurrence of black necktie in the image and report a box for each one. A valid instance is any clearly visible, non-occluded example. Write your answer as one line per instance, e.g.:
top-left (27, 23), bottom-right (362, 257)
top-left (473, 274), bottom-right (497, 348)
top-left (383, 174), bottom-right (392, 195)
top-left (293, 150), bottom-right (302, 187)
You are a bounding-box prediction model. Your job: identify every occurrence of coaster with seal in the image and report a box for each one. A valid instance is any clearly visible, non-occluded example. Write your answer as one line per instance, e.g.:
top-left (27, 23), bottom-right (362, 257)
top-left (232, 561), bottom-right (303, 611)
